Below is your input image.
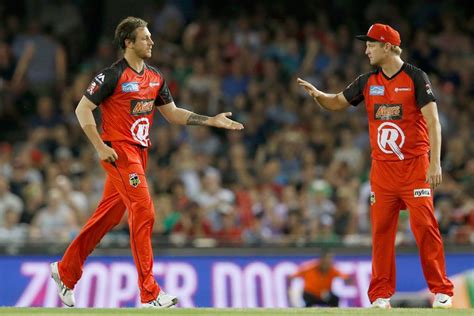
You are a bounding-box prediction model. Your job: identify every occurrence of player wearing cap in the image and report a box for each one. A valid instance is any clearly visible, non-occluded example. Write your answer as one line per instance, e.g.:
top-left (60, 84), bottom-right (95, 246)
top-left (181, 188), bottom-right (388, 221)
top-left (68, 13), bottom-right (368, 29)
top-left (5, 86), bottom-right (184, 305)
top-left (297, 23), bottom-right (454, 309)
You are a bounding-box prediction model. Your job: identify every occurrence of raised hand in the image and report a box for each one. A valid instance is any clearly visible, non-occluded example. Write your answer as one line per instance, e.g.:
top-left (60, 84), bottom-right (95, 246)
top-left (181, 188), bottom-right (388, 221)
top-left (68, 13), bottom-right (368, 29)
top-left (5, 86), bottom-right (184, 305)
top-left (297, 78), bottom-right (321, 99)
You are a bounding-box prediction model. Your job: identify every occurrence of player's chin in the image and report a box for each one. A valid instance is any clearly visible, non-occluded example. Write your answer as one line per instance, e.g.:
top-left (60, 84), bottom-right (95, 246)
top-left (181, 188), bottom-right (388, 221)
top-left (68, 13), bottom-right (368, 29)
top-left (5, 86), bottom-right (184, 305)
top-left (141, 51), bottom-right (152, 59)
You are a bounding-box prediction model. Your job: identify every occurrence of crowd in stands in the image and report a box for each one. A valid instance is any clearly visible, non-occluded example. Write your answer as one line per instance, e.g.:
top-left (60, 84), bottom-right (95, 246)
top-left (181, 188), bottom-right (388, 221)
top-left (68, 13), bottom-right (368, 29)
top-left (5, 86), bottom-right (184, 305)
top-left (0, 1), bottom-right (472, 247)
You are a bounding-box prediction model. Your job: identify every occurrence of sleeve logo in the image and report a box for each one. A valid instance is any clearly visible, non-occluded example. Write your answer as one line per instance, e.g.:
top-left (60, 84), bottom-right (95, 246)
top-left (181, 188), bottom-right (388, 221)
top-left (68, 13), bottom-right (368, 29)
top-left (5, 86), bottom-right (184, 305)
top-left (86, 81), bottom-right (99, 95)
top-left (94, 73), bottom-right (105, 84)
top-left (122, 82), bottom-right (140, 93)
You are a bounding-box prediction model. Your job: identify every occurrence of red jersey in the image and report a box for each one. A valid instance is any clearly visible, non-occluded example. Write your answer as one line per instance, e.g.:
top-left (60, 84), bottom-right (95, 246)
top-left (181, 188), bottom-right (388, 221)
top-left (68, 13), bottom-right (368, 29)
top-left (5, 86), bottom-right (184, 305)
top-left (84, 58), bottom-right (173, 147)
top-left (343, 63), bottom-right (436, 161)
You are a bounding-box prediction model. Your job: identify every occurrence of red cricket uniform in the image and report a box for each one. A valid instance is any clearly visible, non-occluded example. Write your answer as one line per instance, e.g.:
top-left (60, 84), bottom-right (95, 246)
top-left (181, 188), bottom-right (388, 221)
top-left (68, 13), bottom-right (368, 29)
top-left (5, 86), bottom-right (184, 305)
top-left (343, 63), bottom-right (453, 301)
top-left (59, 58), bottom-right (173, 303)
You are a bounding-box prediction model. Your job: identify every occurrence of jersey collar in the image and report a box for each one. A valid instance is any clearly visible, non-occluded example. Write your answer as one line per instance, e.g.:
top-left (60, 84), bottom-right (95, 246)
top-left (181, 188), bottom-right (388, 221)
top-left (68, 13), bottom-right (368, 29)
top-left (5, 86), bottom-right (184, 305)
top-left (380, 62), bottom-right (405, 80)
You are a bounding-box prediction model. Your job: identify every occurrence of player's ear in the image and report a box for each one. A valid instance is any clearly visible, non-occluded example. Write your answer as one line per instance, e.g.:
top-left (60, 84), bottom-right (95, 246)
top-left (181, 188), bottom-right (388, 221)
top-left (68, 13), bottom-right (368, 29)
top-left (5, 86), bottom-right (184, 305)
top-left (124, 38), bottom-right (133, 48)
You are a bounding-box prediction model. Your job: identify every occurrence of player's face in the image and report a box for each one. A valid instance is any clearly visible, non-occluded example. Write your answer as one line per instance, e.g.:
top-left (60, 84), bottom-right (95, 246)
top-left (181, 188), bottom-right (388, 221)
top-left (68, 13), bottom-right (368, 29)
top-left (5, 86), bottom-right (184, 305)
top-left (365, 41), bottom-right (386, 66)
top-left (130, 27), bottom-right (154, 59)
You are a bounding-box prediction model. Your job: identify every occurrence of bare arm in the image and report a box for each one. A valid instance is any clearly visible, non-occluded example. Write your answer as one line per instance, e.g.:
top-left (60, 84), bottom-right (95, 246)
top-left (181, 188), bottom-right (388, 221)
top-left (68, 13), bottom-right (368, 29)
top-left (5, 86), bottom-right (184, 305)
top-left (75, 96), bottom-right (118, 162)
top-left (297, 78), bottom-right (351, 111)
top-left (12, 42), bottom-right (35, 87)
top-left (55, 45), bottom-right (67, 87)
top-left (421, 102), bottom-right (442, 189)
top-left (158, 102), bottom-right (244, 130)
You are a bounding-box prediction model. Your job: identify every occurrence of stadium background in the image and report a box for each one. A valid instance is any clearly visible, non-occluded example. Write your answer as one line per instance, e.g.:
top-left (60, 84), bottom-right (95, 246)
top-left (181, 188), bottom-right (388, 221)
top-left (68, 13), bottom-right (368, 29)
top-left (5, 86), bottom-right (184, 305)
top-left (0, 0), bottom-right (472, 309)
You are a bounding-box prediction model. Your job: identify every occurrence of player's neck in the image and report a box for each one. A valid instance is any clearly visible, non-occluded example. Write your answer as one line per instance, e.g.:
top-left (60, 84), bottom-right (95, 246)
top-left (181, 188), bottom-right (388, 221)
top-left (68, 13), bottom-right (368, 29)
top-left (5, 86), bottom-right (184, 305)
top-left (124, 53), bottom-right (145, 73)
top-left (380, 56), bottom-right (404, 78)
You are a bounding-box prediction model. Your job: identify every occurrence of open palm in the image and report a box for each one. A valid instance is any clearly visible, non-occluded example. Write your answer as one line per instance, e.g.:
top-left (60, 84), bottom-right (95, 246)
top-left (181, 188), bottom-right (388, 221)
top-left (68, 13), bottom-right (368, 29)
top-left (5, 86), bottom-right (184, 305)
top-left (208, 112), bottom-right (244, 130)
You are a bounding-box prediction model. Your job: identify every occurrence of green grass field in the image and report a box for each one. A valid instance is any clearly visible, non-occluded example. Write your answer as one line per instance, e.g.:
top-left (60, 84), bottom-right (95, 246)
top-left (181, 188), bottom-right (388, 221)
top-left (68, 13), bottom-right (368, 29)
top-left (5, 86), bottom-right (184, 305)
top-left (0, 308), bottom-right (472, 316)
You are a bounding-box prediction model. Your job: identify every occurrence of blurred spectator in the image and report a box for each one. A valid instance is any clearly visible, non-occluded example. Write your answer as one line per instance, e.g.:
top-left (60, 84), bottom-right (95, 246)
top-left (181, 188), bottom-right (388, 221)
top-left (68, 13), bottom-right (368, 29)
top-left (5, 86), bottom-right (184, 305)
top-left (0, 174), bottom-right (24, 227)
top-left (194, 168), bottom-right (235, 231)
top-left (11, 19), bottom-right (66, 96)
top-left (30, 188), bottom-right (77, 242)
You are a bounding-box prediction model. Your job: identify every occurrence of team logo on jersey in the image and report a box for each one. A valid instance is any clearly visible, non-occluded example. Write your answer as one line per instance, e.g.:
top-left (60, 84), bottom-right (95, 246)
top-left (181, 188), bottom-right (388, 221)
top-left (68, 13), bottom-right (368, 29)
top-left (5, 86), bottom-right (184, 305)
top-left (377, 122), bottom-right (405, 160)
top-left (374, 104), bottom-right (402, 120)
top-left (122, 82), bottom-right (140, 93)
top-left (131, 99), bottom-right (154, 116)
top-left (131, 117), bottom-right (150, 147)
top-left (129, 173), bottom-right (140, 188)
top-left (86, 81), bottom-right (99, 95)
top-left (94, 73), bottom-right (105, 84)
top-left (394, 87), bottom-right (411, 92)
top-left (414, 188), bottom-right (431, 197)
top-left (369, 85), bottom-right (385, 96)
top-left (370, 192), bottom-right (376, 205)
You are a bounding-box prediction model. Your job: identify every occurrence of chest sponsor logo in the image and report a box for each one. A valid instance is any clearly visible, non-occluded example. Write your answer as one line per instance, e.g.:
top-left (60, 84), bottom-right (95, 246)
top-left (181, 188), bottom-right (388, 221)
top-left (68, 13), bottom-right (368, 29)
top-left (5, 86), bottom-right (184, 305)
top-left (374, 104), bottom-right (402, 120)
top-left (394, 87), bottom-right (411, 92)
top-left (122, 82), bottom-right (140, 93)
top-left (131, 99), bottom-right (154, 116)
top-left (377, 122), bottom-right (405, 160)
top-left (149, 82), bottom-right (160, 87)
top-left (369, 85), bottom-right (384, 96)
top-left (130, 117), bottom-right (150, 147)
top-left (414, 188), bottom-right (431, 197)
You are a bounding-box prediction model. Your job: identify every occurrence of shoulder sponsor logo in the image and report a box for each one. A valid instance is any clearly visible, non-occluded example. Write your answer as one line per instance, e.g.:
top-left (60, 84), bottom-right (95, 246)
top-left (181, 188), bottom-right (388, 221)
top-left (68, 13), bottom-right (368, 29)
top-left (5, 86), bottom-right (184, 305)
top-left (122, 82), bottom-right (140, 93)
top-left (394, 87), bottom-right (411, 92)
top-left (374, 104), bottom-right (402, 120)
top-left (414, 188), bottom-right (431, 197)
top-left (94, 73), bottom-right (105, 84)
top-left (149, 82), bottom-right (160, 87)
top-left (131, 99), bottom-right (154, 116)
top-left (369, 85), bottom-right (385, 96)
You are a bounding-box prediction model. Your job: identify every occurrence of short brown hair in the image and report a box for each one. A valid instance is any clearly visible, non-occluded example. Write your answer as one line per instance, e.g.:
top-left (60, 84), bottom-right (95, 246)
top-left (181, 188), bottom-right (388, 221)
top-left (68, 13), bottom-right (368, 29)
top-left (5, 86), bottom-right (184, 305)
top-left (114, 17), bottom-right (148, 50)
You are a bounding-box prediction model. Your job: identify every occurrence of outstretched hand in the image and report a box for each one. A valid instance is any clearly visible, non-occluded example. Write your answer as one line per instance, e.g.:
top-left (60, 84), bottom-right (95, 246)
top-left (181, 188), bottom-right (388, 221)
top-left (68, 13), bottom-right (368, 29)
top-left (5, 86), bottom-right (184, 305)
top-left (208, 112), bottom-right (244, 130)
top-left (297, 77), bottom-right (321, 99)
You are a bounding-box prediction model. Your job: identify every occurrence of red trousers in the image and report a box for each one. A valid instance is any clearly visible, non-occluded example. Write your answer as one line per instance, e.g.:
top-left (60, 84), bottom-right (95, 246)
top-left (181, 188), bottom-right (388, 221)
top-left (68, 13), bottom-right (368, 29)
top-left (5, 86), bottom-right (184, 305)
top-left (368, 154), bottom-right (453, 302)
top-left (58, 141), bottom-right (160, 303)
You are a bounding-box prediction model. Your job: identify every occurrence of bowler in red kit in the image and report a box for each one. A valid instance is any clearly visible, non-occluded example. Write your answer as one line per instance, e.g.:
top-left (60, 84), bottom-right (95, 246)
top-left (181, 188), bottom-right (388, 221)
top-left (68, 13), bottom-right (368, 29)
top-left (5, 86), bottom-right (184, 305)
top-left (50, 17), bottom-right (243, 308)
top-left (298, 23), bottom-right (453, 309)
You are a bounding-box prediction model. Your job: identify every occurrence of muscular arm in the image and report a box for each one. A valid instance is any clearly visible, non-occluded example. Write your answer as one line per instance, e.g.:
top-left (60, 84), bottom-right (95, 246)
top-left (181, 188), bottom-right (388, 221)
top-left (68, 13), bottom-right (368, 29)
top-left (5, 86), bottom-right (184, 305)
top-left (313, 92), bottom-right (351, 111)
top-left (421, 102), bottom-right (442, 188)
top-left (158, 102), bottom-right (243, 129)
top-left (75, 96), bottom-right (118, 162)
top-left (297, 78), bottom-right (351, 111)
top-left (158, 102), bottom-right (209, 125)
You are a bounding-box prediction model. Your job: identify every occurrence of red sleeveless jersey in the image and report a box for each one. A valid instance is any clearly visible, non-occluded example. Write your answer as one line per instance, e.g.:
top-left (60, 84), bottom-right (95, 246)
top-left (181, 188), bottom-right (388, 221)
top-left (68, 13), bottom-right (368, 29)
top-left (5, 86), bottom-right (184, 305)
top-left (84, 58), bottom-right (173, 147)
top-left (343, 63), bottom-right (436, 161)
